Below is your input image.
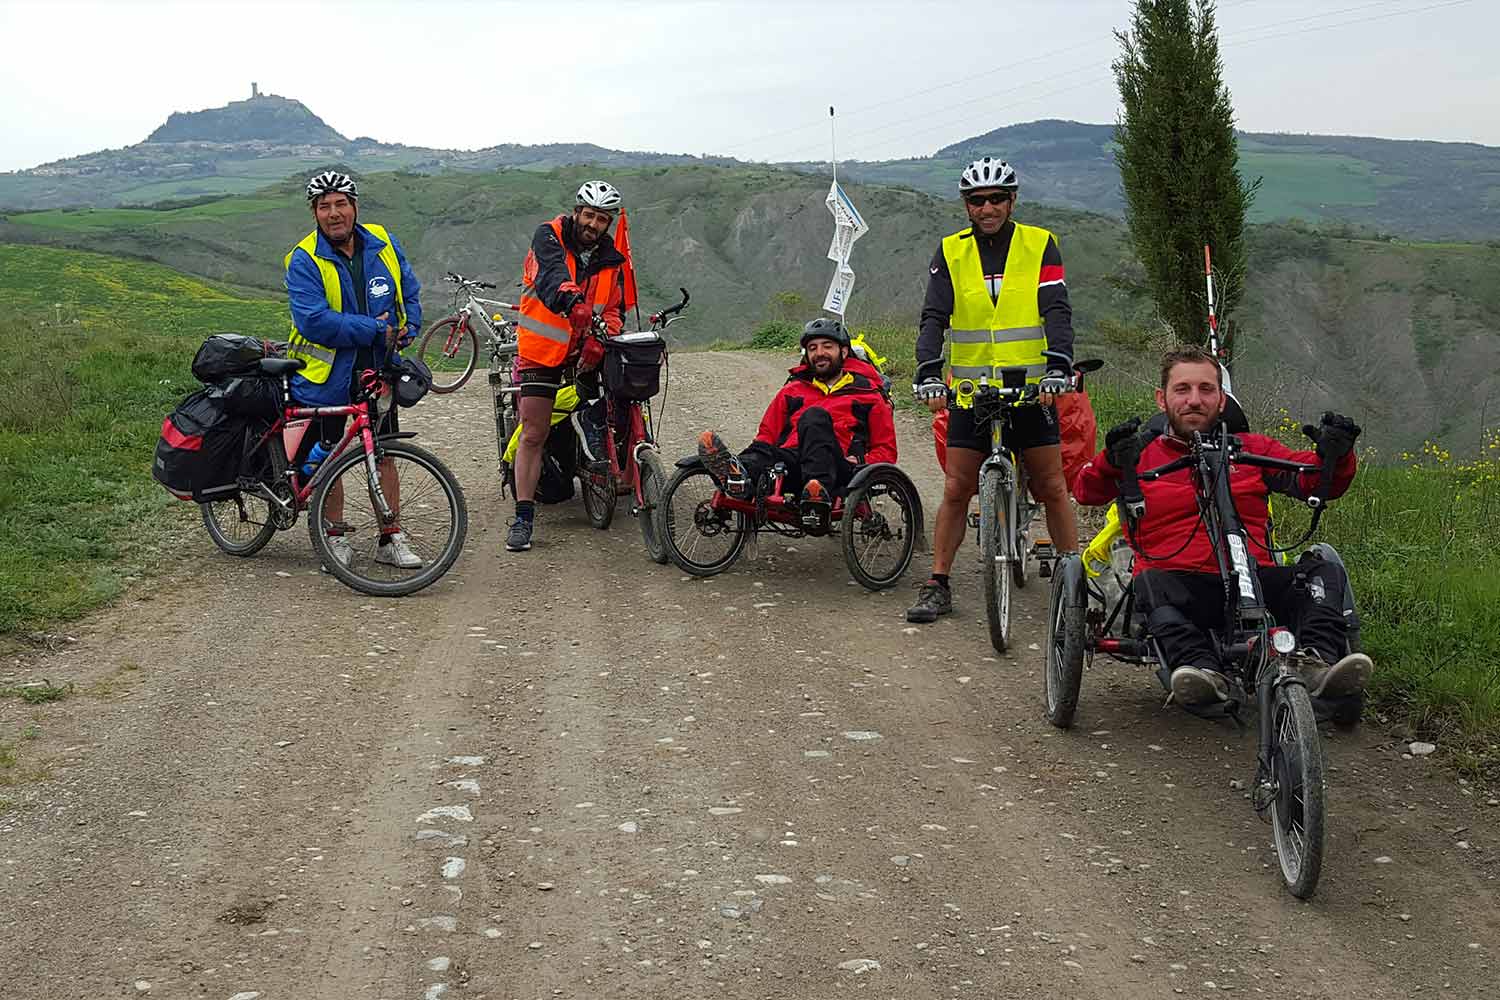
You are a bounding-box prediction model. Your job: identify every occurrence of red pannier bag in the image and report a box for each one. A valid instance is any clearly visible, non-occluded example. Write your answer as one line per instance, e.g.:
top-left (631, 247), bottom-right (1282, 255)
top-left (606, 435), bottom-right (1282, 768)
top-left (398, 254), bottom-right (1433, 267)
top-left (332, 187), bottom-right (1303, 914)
top-left (931, 390), bottom-right (1097, 495)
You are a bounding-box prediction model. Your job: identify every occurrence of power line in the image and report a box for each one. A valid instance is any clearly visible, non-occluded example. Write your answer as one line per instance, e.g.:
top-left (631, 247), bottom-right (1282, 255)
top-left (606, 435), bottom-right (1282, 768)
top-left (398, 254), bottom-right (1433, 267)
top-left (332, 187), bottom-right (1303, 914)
top-left (765, 0), bottom-right (1476, 164)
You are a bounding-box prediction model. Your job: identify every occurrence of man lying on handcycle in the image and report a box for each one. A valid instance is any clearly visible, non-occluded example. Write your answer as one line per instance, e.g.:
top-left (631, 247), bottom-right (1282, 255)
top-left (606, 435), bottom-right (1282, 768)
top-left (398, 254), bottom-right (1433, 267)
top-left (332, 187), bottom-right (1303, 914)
top-left (1073, 346), bottom-right (1373, 709)
top-left (697, 317), bottom-right (897, 534)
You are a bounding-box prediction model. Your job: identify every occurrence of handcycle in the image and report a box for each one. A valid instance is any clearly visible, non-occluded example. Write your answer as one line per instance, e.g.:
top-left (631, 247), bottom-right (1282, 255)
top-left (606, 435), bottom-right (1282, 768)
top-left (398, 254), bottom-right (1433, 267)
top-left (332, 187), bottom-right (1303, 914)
top-left (658, 435), bottom-right (926, 592)
top-left (951, 358), bottom-right (1100, 653)
top-left (199, 356), bottom-right (469, 596)
top-left (493, 289), bottom-right (691, 562)
top-left (415, 272), bottom-right (518, 393)
top-left (1045, 420), bottom-right (1355, 899)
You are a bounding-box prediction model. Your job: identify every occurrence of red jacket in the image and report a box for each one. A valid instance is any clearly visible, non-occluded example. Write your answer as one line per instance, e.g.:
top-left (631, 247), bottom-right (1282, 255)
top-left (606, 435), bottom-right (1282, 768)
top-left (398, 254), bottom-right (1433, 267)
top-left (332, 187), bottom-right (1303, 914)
top-left (755, 357), bottom-right (898, 464)
top-left (1073, 430), bottom-right (1357, 575)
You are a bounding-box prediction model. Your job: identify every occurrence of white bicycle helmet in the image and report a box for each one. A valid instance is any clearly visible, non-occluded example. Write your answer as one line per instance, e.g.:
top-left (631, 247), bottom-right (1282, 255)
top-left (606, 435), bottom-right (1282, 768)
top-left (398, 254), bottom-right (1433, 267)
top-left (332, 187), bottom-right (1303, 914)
top-left (575, 180), bottom-right (622, 210)
top-left (306, 170), bottom-right (358, 202)
top-left (958, 157), bottom-right (1018, 193)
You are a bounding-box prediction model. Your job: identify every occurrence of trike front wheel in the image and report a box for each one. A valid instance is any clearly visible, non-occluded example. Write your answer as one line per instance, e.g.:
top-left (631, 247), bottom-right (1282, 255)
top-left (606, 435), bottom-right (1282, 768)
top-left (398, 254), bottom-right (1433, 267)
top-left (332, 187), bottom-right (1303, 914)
top-left (1268, 679), bottom-right (1326, 899)
top-left (661, 466), bottom-right (748, 577)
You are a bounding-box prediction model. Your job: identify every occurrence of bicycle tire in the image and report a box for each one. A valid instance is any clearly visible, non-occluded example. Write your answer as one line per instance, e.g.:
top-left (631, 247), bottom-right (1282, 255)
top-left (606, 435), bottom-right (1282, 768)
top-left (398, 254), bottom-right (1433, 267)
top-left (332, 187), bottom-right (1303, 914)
top-left (201, 493), bottom-right (278, 556)
top-left (416, 317), bottom-right (478, 393)
top-left (307, 440), bottom-right (468, 597)
top-left (979, 465), bottom-right (1012, 654)
top-left (637, 449), bottom-right (669, 564)
top-left (661, 466), bottom-right (748, 577)
top-left (580, 467), bottom-right (617, 529)
top-left (1011, 492), bottom-right (1032, 589)
top-left (1044, 554), bottom-right (1088, 727)
top-left (1269, 680), bottom-right (1326, 899)
top-left (841, 467), bottom-right (917, 590)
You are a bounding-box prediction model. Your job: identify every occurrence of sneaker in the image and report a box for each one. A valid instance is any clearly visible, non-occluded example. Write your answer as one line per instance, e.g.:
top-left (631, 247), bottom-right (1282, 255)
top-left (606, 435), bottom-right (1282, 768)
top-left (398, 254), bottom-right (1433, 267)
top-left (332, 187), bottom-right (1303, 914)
top-left (505, 517), bottom-right (534, 552)
top-left (375, 531), bottom-right (424, 569)
top-left (906, 579), bottom-right (953, 623)
top-left (799, 479), bottom-right (832, 535)
top-left (1169, 665), bottom-right (1232, 707)
top-left (321, 533), bottom-right (354, 573)
top-left (1298, 650), bottom-right (1372, 698)
top-left (697, 431), bottom-right (749, 498)
top-left (572, 408), bottom-right (609, 472)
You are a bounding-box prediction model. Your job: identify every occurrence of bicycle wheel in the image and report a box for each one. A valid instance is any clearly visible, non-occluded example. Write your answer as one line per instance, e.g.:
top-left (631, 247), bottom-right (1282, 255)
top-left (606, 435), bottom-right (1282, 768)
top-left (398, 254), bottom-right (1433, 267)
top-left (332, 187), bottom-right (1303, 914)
top-left (1011, 494), bottom-right (1033, 589)
top-left (979, 465), bottom-right (1012, 654)
top-left (661, 466), bottom-right (748, 577)
top-left (307, 439), bottom-right (468, 597)
top-left (638, 448), bottom-right (670, 564)
top-left (1268, 680), bottom-right (1326, 899)
top-left (201, 492), bottom-right (278, 556)
top-left (1044, 554), bottom-right (1088, 728)
top-left (841, 467), bottom-right (917, 590)
top-left (416, 317), bottom-right (478, 393)
top-left (490, 372), bottom-right (518, 492)
top-left (580, 465), bottom-right (618, 529)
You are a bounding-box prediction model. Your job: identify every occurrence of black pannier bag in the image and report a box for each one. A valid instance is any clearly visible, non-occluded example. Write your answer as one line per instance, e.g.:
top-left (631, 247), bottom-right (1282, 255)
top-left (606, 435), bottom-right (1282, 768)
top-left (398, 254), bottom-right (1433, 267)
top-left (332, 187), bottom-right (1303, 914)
top-left (191, 334), bottom-right (283, 384)
top-left (217, 375), bottom-right (284, 422)
top-left (152, 389), bottom-right (256, 502)
top-left (603, 333), bottom-right (666, 401)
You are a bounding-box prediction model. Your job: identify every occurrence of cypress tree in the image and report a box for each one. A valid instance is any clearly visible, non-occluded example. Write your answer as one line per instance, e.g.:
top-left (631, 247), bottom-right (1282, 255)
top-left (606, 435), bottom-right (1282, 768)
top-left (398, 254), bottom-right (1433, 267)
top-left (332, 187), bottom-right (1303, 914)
top-left (1113, 0), bottom-right (1257, 358)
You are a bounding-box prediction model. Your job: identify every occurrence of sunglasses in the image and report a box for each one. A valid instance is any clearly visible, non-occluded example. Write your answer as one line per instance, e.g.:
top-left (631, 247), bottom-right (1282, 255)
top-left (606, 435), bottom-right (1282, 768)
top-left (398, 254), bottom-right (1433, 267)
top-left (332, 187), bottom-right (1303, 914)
top-left (965, 191), bottom-right (1014, 207)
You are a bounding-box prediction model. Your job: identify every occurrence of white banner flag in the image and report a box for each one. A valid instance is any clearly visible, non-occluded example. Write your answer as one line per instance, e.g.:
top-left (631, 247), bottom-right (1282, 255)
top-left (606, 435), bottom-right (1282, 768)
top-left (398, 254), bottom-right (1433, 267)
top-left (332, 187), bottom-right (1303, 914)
top-left (825, 181), bottom-right (868, 235)
top-left (822, 266), bottom-right (856, 316)
top-left (827, 224), bottom-right (858, 266)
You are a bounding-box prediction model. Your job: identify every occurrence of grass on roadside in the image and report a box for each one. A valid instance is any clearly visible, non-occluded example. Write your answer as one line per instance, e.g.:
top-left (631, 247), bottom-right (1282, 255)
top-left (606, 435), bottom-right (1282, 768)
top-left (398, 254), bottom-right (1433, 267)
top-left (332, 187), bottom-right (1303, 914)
top-left (0, 243), bottom-right (286, 635)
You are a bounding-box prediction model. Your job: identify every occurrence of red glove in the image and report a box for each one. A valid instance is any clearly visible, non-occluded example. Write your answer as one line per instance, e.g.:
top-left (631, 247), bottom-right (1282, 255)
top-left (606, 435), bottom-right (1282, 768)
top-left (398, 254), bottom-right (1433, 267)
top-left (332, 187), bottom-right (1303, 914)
top-left (569, 301), bottom-right (593, 335)
top-left (579, 335), bottom-right (605, 372)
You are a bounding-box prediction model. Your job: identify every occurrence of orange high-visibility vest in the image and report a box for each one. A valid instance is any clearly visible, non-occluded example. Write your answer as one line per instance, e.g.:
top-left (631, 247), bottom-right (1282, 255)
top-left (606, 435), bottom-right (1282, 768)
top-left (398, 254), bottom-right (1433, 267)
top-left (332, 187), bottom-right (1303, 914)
top-left (517, 216), bottom-right (624, 366)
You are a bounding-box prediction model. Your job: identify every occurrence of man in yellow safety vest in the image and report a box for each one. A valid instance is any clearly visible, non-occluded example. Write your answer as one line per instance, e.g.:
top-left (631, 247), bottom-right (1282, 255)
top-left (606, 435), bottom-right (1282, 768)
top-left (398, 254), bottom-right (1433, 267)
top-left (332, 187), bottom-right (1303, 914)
top-left (284, 170), bottom-right (424, 571)
top-left (907, 157), bottom-right (1079, 624)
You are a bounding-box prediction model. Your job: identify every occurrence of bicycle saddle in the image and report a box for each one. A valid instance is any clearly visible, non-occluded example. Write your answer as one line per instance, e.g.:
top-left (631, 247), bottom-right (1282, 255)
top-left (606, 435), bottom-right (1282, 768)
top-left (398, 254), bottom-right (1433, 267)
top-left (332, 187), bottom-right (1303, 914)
top-left (259, 357), bottom-right (305, 376)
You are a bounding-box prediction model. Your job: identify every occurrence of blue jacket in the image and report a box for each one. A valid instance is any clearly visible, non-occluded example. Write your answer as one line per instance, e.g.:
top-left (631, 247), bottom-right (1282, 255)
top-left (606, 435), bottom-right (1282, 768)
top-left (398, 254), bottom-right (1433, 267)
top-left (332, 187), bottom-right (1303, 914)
top-left (284, 224), bottom-right (423, 405)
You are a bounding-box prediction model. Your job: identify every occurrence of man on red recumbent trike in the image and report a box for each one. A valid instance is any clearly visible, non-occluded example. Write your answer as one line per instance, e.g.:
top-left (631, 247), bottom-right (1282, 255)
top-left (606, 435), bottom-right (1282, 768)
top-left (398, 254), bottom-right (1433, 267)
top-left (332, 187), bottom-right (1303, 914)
top-left (1072, 346), bottom-right (1374, 710)
top-left (697, 317), bottom-right (897, 535)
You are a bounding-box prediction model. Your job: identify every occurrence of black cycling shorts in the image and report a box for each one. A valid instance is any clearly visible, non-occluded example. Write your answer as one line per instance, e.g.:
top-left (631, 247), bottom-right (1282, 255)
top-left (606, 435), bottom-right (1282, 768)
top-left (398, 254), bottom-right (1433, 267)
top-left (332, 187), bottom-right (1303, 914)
top-left (517, 364), bottom-right (569, 400)
top-left (946, 401), bottom-right (1060, 454)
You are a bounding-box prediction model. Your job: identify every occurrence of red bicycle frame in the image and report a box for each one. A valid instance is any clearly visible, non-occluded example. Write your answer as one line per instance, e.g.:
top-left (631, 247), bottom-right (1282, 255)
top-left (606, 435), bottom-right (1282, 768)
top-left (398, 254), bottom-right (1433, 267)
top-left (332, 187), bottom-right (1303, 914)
top-left (251, 388), bottom-right (387, 511)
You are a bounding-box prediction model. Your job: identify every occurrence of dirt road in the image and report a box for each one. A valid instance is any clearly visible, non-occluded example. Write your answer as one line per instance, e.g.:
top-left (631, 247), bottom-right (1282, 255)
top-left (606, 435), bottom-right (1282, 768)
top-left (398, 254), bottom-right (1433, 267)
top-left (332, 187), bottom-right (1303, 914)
top-left (1, 351), bottom-right (1495, 1000)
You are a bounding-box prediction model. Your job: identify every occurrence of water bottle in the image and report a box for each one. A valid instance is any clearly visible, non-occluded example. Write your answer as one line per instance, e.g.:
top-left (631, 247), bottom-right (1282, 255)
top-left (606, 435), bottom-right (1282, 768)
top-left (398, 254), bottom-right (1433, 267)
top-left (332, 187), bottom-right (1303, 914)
top-left (302, 440), bottom-right (333, 477)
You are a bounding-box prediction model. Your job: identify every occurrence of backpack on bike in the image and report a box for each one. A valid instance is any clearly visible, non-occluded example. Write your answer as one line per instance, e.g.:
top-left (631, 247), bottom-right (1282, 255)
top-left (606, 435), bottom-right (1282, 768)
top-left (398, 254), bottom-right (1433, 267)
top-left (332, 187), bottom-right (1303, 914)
top-left (603, 332), bottom-right (665, 401)
top-left (191, 333), bottom-right (283, 384)
top-left (152, 388), bottom-right (260, 502)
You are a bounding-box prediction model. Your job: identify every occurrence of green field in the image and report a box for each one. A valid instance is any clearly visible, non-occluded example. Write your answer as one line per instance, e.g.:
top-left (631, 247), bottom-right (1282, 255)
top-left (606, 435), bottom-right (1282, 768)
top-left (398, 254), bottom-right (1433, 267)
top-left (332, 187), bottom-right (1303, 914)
top-left (0, 244), bottom-right (286, 633)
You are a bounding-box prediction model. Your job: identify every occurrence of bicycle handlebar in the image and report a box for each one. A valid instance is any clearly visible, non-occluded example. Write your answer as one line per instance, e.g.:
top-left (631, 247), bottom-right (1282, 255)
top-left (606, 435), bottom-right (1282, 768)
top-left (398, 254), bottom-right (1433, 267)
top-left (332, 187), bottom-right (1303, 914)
top-left (445, 271), bottom-right (496, 290)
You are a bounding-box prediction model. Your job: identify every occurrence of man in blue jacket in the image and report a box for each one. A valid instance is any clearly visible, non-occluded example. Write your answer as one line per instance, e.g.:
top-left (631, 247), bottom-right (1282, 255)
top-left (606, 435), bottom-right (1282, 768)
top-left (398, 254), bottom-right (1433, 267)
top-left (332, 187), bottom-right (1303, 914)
top-left (285, 170), bottom-right (424, 571)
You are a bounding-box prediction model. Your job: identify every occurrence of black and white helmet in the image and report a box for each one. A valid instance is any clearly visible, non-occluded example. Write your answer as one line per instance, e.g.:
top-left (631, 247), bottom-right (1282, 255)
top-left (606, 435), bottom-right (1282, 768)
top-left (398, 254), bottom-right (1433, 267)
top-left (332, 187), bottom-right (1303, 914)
top-left (306, 170), bottom-right (358, 203)
top-left (575, 180), bottom-right (622, 211)
top-left (958, 157), bottom-right (1018, 193)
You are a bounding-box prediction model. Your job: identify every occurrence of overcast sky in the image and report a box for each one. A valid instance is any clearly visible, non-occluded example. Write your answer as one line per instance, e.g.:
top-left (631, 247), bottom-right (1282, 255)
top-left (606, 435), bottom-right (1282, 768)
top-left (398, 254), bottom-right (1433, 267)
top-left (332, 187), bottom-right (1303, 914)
top-left (0, 0), bottom-right (1491, 172)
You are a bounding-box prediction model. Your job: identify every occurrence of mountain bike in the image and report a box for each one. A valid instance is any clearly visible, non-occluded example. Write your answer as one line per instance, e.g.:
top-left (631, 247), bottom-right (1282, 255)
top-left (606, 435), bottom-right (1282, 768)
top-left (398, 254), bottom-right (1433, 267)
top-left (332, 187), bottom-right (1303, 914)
top-left (577, 289), bottom-right (691, 562)
top-left (199, 356), bottom-right (468, 596)
top-left (415, 272), bottom-right (518, 393)
top-left (1047, 422), bottom-right (1346, 898)
top-left (954, 361), bottom-right (1097, 654)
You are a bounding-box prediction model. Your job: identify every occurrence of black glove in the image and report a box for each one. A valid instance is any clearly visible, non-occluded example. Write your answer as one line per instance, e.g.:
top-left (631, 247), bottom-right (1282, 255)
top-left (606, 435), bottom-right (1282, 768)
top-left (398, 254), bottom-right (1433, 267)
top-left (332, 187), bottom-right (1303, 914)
top-left (1302, 411), bottom-right (1361, 459)
top-left (1105, 416), bottom-right (1144, 470)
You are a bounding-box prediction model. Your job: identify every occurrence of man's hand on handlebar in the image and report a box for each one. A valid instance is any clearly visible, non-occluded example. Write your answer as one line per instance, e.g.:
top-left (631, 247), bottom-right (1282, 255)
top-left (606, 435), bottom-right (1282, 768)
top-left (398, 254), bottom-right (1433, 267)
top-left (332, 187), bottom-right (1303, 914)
top-left (913, 379), bottom-right (947, 414)
top-left (1037, 368), bottom-right (1070, 407)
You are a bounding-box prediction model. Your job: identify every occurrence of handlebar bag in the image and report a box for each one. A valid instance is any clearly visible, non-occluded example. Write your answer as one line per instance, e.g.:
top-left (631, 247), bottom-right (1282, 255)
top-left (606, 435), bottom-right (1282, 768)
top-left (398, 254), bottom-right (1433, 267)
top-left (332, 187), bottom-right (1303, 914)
top-left (603, 333), bottom-right (665, 401)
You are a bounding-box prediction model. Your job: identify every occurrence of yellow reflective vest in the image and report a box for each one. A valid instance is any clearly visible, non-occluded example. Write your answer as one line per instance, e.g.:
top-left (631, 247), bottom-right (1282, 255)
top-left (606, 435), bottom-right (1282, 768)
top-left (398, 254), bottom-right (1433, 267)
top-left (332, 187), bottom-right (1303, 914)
top-left (283, 223), bottom-right (406, 385)
top-left (941, 221), bottom-right (1052, 384)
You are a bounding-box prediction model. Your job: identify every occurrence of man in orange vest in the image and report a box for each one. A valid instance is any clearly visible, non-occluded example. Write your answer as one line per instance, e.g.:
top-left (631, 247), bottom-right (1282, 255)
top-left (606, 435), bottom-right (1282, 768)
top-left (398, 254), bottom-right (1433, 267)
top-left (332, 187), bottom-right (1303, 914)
top-left (508, 181), bottom-right (629, 552)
